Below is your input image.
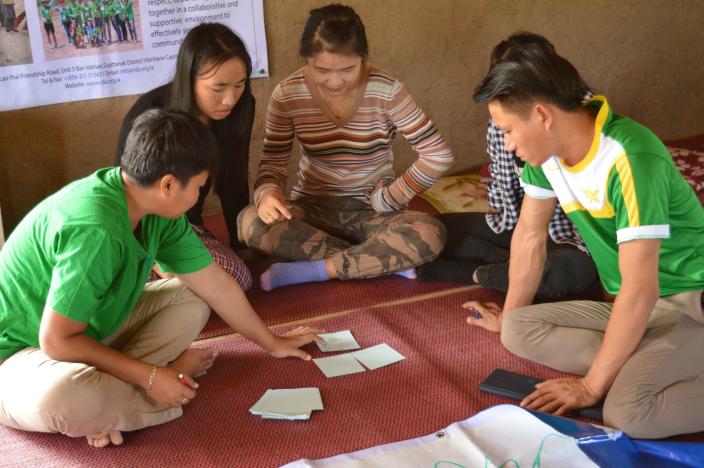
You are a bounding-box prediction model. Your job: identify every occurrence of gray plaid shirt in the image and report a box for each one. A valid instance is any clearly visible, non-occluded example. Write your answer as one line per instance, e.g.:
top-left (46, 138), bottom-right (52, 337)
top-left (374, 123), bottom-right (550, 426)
top-left (484, 119), bottom-right (587, 252)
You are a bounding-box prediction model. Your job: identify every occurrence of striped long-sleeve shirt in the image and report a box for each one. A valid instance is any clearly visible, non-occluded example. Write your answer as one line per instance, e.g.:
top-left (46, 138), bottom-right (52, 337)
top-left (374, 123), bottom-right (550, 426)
top-left (253, 65), bottom-right (454, 212)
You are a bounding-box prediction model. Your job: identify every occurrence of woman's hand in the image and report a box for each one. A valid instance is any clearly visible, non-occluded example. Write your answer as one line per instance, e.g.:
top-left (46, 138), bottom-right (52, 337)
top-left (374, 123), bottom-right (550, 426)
top-left (147, 366), bottom-right (197, 407)
top-left (268, 326), bottom-right (326, 360)
top-left (369, 179), bottom-right (394, 213)
top-left (257, 190), bottom-right (292, 224)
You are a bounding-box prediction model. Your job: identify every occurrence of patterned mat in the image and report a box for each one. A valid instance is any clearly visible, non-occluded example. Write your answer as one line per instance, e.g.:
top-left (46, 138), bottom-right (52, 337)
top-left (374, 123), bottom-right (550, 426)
top-left (199, 261), bottom-right (466, 339)
top-left (11, 288), bottom-right (700, 468)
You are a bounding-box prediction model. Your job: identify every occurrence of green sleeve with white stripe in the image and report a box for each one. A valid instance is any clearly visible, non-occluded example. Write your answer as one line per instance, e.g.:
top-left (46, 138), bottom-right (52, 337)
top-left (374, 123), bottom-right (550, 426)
top-left (607, 153), bottom-right (671, 241)
top-left (521, 164), bottom-right (553, 193)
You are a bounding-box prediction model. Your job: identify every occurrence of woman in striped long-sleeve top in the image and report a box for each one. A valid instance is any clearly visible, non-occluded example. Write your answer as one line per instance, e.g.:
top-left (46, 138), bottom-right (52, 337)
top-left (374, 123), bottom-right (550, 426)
top-left (237, 3), bottom-right (454, 291)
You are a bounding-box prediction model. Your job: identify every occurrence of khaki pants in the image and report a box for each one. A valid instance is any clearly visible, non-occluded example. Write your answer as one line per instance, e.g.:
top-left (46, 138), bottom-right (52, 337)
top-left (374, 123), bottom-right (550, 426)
top-left (237, 195), bottom-right (446, 279)
top-left (501, 290), bottom-right (704, 439)
top-left (0, 279), bottom-right (210, 437)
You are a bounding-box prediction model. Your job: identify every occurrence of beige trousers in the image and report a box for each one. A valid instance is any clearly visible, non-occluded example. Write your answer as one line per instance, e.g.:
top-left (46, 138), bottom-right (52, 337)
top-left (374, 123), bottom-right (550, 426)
top-left (501, 290), bottom-right (704, 439)
top-left (0, 279), bottom-right (210, 437)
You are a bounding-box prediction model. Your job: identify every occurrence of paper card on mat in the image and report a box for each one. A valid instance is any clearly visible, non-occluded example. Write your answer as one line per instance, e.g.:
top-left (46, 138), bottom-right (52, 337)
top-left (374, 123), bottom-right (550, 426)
top-left (261, 411), bottom-right (312, 420)
top-left (250, 387), bottom-right (323, 417)
top-left (316, 330), bottom-right (361, 352)
top-left (351, 343), bottom-right (405, 370)
top-left (313, 353), bottom-right (366, 378)
top-left (249, 389), bottom-right (274, 414)
top-left (263, 387), bottom-right (323, 413)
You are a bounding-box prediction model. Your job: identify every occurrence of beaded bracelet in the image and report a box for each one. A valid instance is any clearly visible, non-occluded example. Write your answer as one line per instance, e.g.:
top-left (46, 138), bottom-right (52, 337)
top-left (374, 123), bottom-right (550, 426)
top-left (146, 365), bottom-right (158, 398)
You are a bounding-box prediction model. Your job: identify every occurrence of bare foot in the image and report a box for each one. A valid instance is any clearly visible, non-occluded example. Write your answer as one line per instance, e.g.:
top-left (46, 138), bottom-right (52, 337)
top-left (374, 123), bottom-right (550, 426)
top-left (170, 348), bottom-right (217, 378)
top-left (86, 430), bottom-right (123, 448)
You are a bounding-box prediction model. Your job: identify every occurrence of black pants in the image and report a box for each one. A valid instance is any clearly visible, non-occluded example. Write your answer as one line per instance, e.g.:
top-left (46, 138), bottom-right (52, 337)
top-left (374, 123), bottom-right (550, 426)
top-left (1, 5), bottom-right (16, 32)
top-left (418, 212), bottom-right (599, 298)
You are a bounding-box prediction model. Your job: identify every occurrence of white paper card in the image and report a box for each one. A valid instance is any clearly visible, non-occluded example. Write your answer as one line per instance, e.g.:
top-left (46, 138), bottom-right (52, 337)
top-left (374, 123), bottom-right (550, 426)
top-left (351, 343), bottom-right (405, 370)
top-left (313, 353), bottom-right (366, 378)
top-left (261, 411), bottom-right (312, 420)
top-left (316, 330), bottom-right (362, 352)
top-left (264, 387), bottom-right (323, 413)
top-left (250, 387), bottom-right (323, 420)
top-left (250, 389), bottom-right (275, 415)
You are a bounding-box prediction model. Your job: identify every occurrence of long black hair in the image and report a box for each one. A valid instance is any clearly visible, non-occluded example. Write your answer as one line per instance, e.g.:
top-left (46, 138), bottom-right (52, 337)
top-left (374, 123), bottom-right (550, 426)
top-left (169, 23), bottom-right (255, 244)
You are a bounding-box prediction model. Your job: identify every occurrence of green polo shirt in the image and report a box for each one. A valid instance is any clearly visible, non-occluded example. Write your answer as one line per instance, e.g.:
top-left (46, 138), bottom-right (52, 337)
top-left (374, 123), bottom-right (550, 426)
top-left (0, 168), bottom-right (213, 359)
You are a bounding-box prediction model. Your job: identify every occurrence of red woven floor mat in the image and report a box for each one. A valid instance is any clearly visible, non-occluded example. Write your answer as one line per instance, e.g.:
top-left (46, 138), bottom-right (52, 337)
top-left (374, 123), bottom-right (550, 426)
top-left (6, 289), bottom-right (698, 466)
top-left (198, 258), bottom-right (464, 339)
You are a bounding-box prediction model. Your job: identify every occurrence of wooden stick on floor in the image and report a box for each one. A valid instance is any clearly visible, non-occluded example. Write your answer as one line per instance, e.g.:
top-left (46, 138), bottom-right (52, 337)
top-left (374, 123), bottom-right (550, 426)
top-left (194, 285), bottom-right (478, 346)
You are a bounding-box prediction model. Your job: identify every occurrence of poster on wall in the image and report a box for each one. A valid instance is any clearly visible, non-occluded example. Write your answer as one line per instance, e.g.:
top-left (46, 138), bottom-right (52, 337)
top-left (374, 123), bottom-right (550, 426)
top-left (0, 0), bottom-right (267, 112)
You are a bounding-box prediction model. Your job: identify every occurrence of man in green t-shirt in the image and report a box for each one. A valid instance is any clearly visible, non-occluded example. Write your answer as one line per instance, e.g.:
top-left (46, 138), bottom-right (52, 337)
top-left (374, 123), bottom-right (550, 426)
top-left (0, 109), bottom-right (322, 448)
top-left (467, 35), bottom-right (704, 439)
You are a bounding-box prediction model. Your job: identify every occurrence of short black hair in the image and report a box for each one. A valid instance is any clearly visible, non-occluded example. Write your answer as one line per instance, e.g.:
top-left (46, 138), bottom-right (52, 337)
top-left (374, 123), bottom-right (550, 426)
top-left (490, 31), bottom-right (555, 65)
top-left (121, 109), bottom-right (219, 187)
top-left (474, 37), bottom-right (591, 113)
top-left (299, 3), bottom-right (368, 59)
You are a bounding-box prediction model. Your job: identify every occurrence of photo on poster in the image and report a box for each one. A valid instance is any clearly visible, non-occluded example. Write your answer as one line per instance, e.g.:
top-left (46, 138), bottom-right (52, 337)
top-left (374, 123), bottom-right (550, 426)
top-left (0, 0), bottom-right (268, 112)
top-left (37, 0), bottom-right (143, 60)
top-left (0, 0), bottom-right (33, 67)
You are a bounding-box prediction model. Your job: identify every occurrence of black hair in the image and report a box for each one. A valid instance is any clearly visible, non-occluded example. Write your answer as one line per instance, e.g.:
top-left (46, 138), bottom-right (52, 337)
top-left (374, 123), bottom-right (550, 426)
top-left (490, 31), bottom-right (555, 65)
top-left (121, 109), bottom-right (219, 187)
top-left (299, 3), bottom-right (368, 59)
top-left (473, 38), bottom-right (592, 113)
top-left (170, 22), bottom-right (254, 201)
top-left (168, 22), bottom-right (255, 244)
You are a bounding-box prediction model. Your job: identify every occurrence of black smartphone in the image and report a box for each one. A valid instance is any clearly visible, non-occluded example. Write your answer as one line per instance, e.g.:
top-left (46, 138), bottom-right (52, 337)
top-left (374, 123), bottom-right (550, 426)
top-left (479, 369), bottom-right (603, 421)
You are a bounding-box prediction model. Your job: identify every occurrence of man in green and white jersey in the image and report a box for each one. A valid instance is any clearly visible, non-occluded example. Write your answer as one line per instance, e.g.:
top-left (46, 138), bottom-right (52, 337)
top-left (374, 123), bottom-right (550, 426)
top-left (468, 34), bottom-right (704, 439)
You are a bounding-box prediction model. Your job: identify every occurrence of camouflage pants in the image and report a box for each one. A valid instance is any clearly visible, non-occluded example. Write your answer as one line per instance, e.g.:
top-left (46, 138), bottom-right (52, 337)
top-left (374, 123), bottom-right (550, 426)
top-left (237, 196), bottom-right (446, 280)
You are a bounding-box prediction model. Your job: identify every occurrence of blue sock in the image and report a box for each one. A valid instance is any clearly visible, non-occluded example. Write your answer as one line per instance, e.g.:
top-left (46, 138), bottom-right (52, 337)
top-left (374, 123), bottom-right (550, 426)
top-left (394, 268), bottom-right (417, 279)
top-left (260, 259), bottom-right (330, 291)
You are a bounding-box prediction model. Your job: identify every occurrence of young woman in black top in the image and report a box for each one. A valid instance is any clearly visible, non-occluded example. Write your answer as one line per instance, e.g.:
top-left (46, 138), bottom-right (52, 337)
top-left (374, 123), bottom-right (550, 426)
top-left (116, 23), bottom-right (254, 289)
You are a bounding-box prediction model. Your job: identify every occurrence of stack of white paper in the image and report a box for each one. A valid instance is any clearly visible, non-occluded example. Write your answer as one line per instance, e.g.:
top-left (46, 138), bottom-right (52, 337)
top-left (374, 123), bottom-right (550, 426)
top-left (249, 387), bottom-right (324, 420)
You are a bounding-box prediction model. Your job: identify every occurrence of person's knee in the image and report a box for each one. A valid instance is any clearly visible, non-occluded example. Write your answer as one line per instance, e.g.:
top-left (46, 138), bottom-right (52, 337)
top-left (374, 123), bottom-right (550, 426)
top-left (38, 367), bottom-right (111, 436)
top-left (236, 204), bottom-right (260, 246)
top-left (158, 279), bottom-right (211, 331)
top-left (412, 214), bottom-right (447, 261)
top-left (499, 307), bottom-right (539, 359)
top-left (603, 394), bottom-right (658, 439)
top-left (427, 215), bottom-right (447, 257)
top-left (191, 296), bottom-right (211, 331)
top-left (601, 378), bottom-right (684, 439)
top-left (178, 286), bottom-right (211, 331)
top-left (500, 310), bottom-right (527, 357)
